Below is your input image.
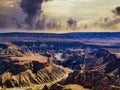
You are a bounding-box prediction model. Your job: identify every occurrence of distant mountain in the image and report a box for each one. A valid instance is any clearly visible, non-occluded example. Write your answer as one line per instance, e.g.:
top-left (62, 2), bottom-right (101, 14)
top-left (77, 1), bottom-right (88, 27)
top-left (0, 32), bottom-right (120, 41)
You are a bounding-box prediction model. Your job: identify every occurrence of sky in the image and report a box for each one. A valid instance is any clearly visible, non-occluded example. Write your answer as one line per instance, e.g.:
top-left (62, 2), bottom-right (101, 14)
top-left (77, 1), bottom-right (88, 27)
top-left (43, 0), bottom-right (119, 19)
top-left (0, 0), bottom-right (120, 33)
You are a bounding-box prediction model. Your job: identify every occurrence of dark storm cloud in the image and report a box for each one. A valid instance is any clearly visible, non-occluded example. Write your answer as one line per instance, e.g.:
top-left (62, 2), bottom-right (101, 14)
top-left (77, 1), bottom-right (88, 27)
top-left (115, 7), bottom-right (120, 15)
top-left (112, 6), bottom-right (120, 15)
top-left (0, 14), bottom-right (21, 28)
top-left (20, 0), bottom-right (51, 29)
top-left (67, 18), bottom-right (77, 29)
top-left (97, 7), bottom-right (120, 29)
top-left (101, 18), bottom-right (120, 29)
top-left (105, 7), bottom-right (120, 29)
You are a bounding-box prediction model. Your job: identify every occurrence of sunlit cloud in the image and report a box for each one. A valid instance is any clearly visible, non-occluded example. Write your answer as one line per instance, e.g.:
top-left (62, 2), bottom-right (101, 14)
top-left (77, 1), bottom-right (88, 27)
top-left (0, 0), bottom-right (120, 32)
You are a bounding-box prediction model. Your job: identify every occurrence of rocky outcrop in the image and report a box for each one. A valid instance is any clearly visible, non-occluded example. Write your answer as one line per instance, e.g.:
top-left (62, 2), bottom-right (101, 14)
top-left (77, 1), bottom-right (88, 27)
top-left (0, 42), bottom-right (32, 57)
top-left (65, 70), bottom-right (120, 90)
top-left (0, 42), bottom-right (69, 88)
top-left (0, 42), bottom-right (120, 90)
top-left (42, 83), bottom-right (89, 90)
top-left (0, 64), bottom-right (68, 88)
top-left (54, 49), bottom-right (117, 71)
top-left (64, 49), bottom-right (120, 90)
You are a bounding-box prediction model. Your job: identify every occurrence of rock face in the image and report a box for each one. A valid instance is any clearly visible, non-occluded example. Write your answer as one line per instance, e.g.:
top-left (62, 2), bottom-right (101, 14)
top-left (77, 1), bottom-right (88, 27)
top-left (65, 70), bottom-right (120, 89)
top-left (56, 49), bottom-right (117, 71)
top-left (0, 41), bottom-right (120, 90)
top-left (42, 83), bottom-right (89, 90)
top-left (64, 49), bottom-right (120, 90)
top-left (0, 64), bottom-right (67, 88)
top-left (0, 42), bottom-right (69, 88)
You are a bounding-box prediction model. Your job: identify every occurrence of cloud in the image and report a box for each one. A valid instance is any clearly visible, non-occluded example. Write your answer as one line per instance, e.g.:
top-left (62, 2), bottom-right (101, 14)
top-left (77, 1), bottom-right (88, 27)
top-left (0, 14), bottom-right (23, 29)
top-left (112, 7), bottom-right (120, 15)
top-left (0, 0), bottom-right (120, 32)
top-left (0, 0), bottom-right (17, 7)
top-left (20, 0), bottom-right (52, 29)
top-left (67, 18), bottom-right (77, 29)
top-left (99, 6), bottom-right (120, 30)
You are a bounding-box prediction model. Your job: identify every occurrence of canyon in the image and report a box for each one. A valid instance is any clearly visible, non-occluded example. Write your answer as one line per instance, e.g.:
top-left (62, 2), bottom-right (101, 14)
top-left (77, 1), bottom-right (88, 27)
top-left (0, 32), bottom-right (120, 90)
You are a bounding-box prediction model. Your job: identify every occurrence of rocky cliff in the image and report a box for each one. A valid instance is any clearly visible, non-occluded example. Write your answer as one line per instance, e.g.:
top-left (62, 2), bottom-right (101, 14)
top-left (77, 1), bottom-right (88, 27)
top-left (0, 42), bottom-right (69, 88)
top-left (64, 49), bottom-right (120, 90)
